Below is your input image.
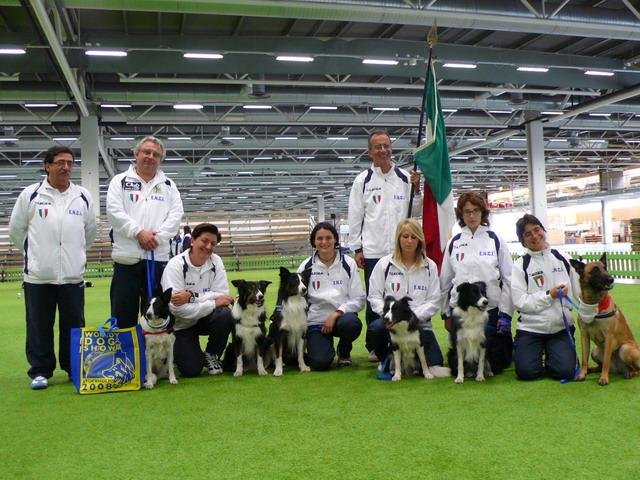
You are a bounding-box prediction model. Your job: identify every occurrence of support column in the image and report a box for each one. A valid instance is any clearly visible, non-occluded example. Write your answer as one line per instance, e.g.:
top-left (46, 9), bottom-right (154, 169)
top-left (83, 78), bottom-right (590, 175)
top-left (316, 195), bottom-right (325, 222)
top-left (80, 115), bottom-right (100, 216)
top-left (601, 200), bottom-right (613, 246)
top-left (525, 120), bottom-right (547, 226)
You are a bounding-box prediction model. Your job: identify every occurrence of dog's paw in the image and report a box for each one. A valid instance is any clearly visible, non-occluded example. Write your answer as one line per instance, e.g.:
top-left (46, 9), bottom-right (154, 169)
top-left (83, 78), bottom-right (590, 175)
top-left (257, 368), bottom-right (268, 376)
top-left (598, 376), bottom-right (609, 386)
top-left (391, 374), bottom-right (401, 382)
top-left (144, 381), bottom-right (155, 389)
top-left (576, 371), bottom-right (587, 381)
top-left (233, 370), bottom-right (243, 377)
top-left (273, 368), bottom-right (283, 377)
top-left (299, 364), bottom-right (311, 372)
top-left (454, 376), bottom-right (464, 384)
top-left (475, 375), bottom-right (485, 382)
top-left (169, 377), bottom-right (178, 385)
top-left (423, 369), bottom-right (434, 380)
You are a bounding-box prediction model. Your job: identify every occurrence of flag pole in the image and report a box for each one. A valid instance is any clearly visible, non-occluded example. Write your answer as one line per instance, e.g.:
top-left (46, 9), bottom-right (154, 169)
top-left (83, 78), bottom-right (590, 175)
top-left (407, 22), bottom-right (438, 217)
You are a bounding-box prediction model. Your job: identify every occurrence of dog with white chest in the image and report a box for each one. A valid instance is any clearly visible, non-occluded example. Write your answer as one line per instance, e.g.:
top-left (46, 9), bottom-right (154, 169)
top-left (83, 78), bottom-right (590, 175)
top-left (268, 267), bottom-right (310, 376)
top-left (225, 279), bottom-right (272, 376)
top-left (140, 288), bottom-right (178, 389)
top-left (449, 281), bottom-right (492, 384)
top-left (382, 296), bottom-right (435, 381)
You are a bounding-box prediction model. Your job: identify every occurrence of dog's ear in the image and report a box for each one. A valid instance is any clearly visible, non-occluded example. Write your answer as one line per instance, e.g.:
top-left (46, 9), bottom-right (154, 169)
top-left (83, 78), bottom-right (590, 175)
top-left (231, 279), bottom-right (244, 288)
top-left (599, 252), bottom-right (607, 269)
top-left (456, 282), bottom-right (468, 293)
top-left (569, 259), bottom-right (585, 276)
top-left (259, 280), bottom-right (272, 291)
top-left (400, 296), bottom-right (413, 304)
top-left (162, 288), bottom-right (172, 303)
top-left (279, 266), bottom-right (290, 277)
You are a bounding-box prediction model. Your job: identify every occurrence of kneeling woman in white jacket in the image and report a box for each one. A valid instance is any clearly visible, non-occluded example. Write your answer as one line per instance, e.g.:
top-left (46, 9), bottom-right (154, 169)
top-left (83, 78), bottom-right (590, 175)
top-left (298, 222), bottom-right (366, 370)
top-left (368, 218), bottom-right (447, 373)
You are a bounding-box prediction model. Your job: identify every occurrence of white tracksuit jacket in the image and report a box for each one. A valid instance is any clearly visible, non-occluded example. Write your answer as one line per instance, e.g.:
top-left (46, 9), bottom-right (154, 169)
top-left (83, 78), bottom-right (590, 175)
top-left (297, 253), bottom-right (366, 327)
top-left (347, 163), bottom-right (422, 259)
top-left (9, 179), bottom-right (96, 285)
top-left (160, 250), bottom-right (229, 331)
top-left (511, 248), bottom-right (580, 335)
top-left (368, 254), bottom-right (440, 330)
top-left (440, 225), bottom-right (513, 316)
top-left (106, 164), bottom-right (183, 264)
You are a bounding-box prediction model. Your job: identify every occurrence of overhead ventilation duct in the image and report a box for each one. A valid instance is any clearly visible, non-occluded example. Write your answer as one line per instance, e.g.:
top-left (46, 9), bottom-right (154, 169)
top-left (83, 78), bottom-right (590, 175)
top-left (509, 91), bottom-right (527, 106)
top-left (248, 74), bottom-right (269, 98)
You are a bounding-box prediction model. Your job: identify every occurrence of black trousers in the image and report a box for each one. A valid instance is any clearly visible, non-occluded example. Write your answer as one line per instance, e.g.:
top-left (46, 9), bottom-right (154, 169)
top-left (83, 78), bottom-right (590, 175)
top-left (363, 257), bottom-right (381, 352)
top-left (24, 282), bottom-right (85, 379)
top-left (306, 313), bottom-right (363, 371)
top-left (173, 308), bottom-right (235, 377)
top-left (110, 260), bottom-right (166, 328)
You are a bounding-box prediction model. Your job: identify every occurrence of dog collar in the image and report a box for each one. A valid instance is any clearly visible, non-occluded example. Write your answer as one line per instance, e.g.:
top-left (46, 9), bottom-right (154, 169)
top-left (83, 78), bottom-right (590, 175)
top-left (142, 327), bottom-right (174, 335)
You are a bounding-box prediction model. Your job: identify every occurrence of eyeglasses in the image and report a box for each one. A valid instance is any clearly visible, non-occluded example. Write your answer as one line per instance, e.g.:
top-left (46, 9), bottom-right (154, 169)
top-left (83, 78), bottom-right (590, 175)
top-left (139, 148), bottom-right (162, 159)
top-left (50, 160), bottom-right (74, 168)
top-left (462, 208), bottom-right (481, 216)
top-left (371, 143), bottom-right (391, 151)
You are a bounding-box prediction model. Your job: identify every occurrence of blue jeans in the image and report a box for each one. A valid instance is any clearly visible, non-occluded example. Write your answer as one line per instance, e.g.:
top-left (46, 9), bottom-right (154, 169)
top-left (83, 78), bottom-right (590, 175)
top-left (306, 313), bottom-right (362, 371)
top-left (369, 317), bottom-right (444, 367)
top-left (513, 328), bottom-right (577, 380)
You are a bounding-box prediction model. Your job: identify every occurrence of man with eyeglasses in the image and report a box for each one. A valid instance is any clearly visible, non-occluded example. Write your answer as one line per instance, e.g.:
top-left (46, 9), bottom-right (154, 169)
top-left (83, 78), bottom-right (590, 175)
top-left (107, 136), bottom-right (184, 328)
top-left (347, 130), bottom-right (422, 362)
top-left (9, 145), bottom-right (96, 390)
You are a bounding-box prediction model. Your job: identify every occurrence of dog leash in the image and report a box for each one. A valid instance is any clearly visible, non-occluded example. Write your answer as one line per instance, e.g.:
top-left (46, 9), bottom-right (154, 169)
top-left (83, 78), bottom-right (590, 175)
top-left (375, 354), bottom-right (393, 381)
top-left (146, 250), bottom-right (156, 299)
top-left (558, 290), bottom-right (580, 383)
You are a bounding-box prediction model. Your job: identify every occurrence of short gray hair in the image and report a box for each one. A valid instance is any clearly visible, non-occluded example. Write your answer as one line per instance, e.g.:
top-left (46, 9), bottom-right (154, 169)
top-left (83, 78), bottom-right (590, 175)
top-left (133, 136), bottom-right (165, 160)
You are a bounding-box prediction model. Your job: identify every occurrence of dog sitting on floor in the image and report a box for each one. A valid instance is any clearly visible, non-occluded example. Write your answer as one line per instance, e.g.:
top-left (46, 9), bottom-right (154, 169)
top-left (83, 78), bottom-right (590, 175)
top-left (448, 281), bottom-right (493, 384)
top-left (223, 279), bottom-right (272, 376)
top-left (268, 267), bottom-right (310, 377)
top-left (570, 254), bottom-right (640, 385)
top-left (140, 288), bottom-right (178, 389)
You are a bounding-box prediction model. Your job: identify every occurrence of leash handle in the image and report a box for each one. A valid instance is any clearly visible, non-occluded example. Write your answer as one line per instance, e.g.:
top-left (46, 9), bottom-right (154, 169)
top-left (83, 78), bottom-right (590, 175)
top-left (146, 250), bottom-right (156, 299)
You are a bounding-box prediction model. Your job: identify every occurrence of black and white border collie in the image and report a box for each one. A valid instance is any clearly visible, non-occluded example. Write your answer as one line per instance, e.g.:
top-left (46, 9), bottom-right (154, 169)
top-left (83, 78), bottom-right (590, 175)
top-left (226, 279), bottom-right (272, 376)
top-left (268, 267), bottom-right (310, 377)
top-left (383, 296), bottom-right (436, 381)
top-left (140, 288), bottom-right (178, 389)
top-left (448, 281), bottom-right (492, 384)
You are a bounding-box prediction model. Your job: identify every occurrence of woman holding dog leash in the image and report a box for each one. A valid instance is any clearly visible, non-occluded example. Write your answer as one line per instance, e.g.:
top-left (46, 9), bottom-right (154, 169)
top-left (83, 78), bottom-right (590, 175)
top-left (367, 218), bottom-right (449, 375)
top-left (440, 192), bottom-right (514, 375)
top-left (298, 222), bottom-right (366, 370)
top-left (511, 214), bottom-right (581, 381)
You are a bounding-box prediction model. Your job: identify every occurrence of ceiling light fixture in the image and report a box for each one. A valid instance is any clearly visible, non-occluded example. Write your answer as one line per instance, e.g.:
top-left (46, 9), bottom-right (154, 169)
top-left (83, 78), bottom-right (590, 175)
top-left (167, 136), bottom-right (191, 140)
top-left (276, 55), bottom-right (314, 62)
top-left (541, 111), bottom-right (563, 115)
top-left (585, 70), bottom-right (614, 76)
top-left (443, 62), bottom-right (477, 69)
top-left (254, 156), bottom-right (272, 160)
top-left (112, 137), bottom-right (135, 141)
top-left (373, 107), bottom-right (400, 111)
top-left (362, 58), bottom-right (398, 66)
top-left (0, 137), bottom-right (18, 142)
top-left (275, 136), bottom-right (297, 140)
top-left (222, 136), bottom-right (245, 140)
top-left (24, 103), bottom-right (58, 108)
top-left (517, 66), bottom-right (549, 73)
top-left (589, 112), bottom-right (611, 117)
top-left (183, 52), bottom-right (223, 59)
top-left (173, 104), bottom-right (203, 110)
top-left (309, 106), bottom-right (337, 110)
top-left (0, 48), bottom-right (26, 54)
top-left (85, 50), bottom-right (127, 57)
top-left (327, 136), bottom-right (349, 141)
top-left (243, 105), bottom-right (272, 109)
top-left (101, 104), bottom-right (131, 108)
top-left (53, 137), bottom-right (77, 141)
top-left (442, 108), bottom-right (458, 113)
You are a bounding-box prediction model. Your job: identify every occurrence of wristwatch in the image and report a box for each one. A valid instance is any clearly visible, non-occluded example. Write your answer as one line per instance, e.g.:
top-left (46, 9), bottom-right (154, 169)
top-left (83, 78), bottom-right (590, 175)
top-left (188, 291), bottom-right (199, 303)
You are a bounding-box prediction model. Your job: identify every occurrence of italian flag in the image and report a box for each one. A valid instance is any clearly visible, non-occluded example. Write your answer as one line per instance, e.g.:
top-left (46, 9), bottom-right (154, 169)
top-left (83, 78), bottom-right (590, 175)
top-left (413, 62), bottom-right (455, 270)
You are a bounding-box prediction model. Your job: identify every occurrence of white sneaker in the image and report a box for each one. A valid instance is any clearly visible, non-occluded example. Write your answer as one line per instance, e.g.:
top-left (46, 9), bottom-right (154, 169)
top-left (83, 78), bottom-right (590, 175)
top-left (368, 350), bottom-right (379, 362)
top-left (30, 376), bottom-right (48, 390)
top-left (204, 352), bottom-right (223, 375)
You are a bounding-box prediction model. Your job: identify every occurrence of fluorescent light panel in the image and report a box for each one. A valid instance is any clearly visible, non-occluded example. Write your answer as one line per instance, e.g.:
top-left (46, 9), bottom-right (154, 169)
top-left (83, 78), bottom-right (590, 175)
top-left (443, 63), bottom-right (477, 69)
top-left (167, 136), bottom-right (191, 140)
top-left (173, 104), bottom-right (203, 110)
top-left (101, 104), bottom-right (131, 108)
top-left (327, 136), bottom-right (348, 140)
top-left (276, 55), bottom-right (313, 62)
top-left (517, 66), bottom-right (549, 72)
top-left (183, 52), bottom-right (223, 59)
top-left (0, 48), bottom-right (26, 54)
top-left (362, 58), bottom-right (398, 65)
top-left (373, 107), bottom-right (400, 111)
top-left (24, 103), bottom-right (58, 108)
top-left (85, 50), bottom-right (127, 57)
top-left (243, 105), bottom-right (272, 109)
top-left (309, 106), bottom-right (337, 110)
top-left (585, 70), bottom-right (614, 76)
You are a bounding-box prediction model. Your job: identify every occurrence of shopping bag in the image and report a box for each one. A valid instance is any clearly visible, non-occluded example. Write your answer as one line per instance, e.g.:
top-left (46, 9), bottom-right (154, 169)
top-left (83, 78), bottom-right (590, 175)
top-left (70, 317), bottom-right (146, 394)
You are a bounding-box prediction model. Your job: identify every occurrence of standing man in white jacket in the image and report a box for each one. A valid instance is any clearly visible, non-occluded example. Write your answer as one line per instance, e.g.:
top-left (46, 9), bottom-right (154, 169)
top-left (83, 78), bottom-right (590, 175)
top-left (347, 130), bottom-right (422, 361)
top-left (107, 136), bottom-right (183, 328)
top-left (9, 145), bottom-right (96, 390)
top-left (161, 223), bottom-right (234, 377)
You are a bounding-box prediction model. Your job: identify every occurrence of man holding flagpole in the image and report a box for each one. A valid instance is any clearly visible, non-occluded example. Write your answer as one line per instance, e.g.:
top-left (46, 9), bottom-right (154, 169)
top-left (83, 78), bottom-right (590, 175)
top-left (347, 130), bottom-right (422, 361)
